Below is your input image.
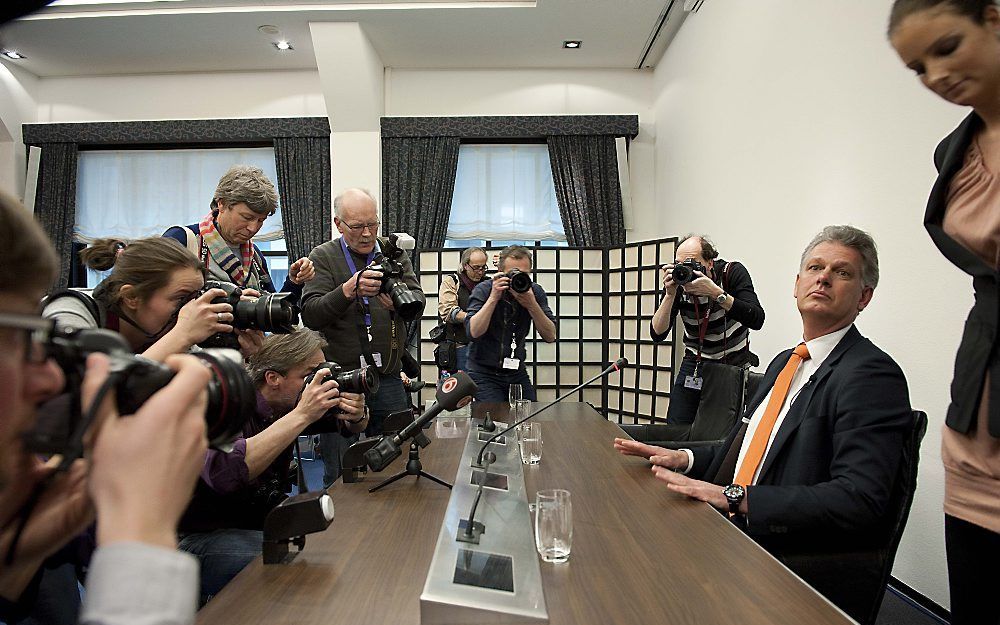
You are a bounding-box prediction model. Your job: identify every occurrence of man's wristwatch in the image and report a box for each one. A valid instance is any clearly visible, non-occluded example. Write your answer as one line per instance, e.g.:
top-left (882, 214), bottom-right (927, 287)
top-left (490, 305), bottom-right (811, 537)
top-left (722, 483), bottom-right (746, 515)
top-left (715, 291), bottom-right (728, 305)
top-left (347, 407), bottom-right (369, 424)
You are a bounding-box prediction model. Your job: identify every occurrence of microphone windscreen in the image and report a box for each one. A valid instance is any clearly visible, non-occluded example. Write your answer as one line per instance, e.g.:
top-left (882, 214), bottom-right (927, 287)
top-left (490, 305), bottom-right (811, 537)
top-left (614, 357), bottom-right (628, 370)
top-left (435, 371), bottom-right (478, 410)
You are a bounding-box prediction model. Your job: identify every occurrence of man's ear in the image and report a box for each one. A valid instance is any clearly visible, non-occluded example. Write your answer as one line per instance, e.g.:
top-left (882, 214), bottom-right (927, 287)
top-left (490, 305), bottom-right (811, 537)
top-left (857, 286), bottom-right (874, 313)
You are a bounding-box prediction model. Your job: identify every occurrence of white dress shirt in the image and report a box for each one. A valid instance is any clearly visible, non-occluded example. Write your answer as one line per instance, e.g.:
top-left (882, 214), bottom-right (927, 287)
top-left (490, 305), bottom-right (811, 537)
top-left (732, 324), bottom-right (853, 484)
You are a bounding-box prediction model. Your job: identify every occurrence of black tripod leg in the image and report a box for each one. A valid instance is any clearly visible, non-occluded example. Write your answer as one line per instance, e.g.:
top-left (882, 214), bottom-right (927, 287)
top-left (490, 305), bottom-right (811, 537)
top-left (368, 470), bottom-right (408, 493)
top-left (418, 471), bottom-right (453, 489)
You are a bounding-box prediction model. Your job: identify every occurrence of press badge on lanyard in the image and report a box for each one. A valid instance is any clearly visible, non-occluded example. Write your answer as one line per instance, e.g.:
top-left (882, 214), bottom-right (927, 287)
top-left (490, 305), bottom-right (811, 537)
top-left (684, 295), bottom-right (711, 390)
top-left (503, 335), bottom-right (520, 370)
top-left (342, 238), bottom-right (382, 369)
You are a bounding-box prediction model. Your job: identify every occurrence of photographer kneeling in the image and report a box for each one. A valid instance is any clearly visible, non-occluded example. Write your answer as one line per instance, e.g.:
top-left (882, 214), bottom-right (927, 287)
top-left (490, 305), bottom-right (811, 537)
top-left (43, 237), bottom-right (266, 360)
top-left (176, 329), bottom-right (367, 604)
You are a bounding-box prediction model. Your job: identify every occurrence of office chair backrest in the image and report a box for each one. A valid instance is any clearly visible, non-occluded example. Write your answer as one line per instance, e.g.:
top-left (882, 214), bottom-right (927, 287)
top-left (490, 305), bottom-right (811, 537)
top-left (687, 362), bottom-right (747, 442)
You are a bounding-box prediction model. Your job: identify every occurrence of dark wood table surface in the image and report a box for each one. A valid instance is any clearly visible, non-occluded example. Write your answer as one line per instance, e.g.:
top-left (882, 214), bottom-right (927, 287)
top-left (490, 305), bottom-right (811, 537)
top-left (196, 402), bottom-right (854, 625)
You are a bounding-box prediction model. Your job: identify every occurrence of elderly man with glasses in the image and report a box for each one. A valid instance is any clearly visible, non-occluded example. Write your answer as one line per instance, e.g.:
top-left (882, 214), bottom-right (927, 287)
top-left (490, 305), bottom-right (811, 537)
top-left (436, 247), bottom-right (489, 374)
top-left (300, 188), bottom-right (425, 486)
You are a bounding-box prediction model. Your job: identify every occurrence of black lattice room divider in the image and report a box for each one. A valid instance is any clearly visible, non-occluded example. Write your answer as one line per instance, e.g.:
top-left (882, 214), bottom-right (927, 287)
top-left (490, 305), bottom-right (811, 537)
top-left (415, 237), bottom-right (678, 424)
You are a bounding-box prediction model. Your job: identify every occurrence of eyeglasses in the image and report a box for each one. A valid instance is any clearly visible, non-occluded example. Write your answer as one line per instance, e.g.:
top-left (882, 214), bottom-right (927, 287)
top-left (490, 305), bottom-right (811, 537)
top-left (341, 221), bottom-right (380, 233)
top-left (466, 264), bottom-right (488, 271)
top-left (0, 313), bottom-right (55, 364)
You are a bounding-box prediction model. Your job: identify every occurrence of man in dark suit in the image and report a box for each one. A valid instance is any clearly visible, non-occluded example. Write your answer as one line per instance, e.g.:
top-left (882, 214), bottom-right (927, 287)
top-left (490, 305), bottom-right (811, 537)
top-left (615, 225), bottom-right (911, 622)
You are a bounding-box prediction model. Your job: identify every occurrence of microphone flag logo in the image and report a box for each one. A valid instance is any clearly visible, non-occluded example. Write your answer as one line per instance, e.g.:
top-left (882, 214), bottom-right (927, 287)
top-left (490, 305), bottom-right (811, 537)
top-left (442, 377), bottom-right (458, 394)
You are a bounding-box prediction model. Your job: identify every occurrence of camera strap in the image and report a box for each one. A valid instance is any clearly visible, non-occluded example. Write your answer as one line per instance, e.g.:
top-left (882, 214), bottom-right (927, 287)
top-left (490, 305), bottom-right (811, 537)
top-left (340, 237), bottom-right (377, 328)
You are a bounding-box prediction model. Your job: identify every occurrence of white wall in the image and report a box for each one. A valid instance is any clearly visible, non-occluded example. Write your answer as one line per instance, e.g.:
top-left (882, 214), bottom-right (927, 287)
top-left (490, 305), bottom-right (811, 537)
top-left (34, 69), bottom-right (326, 122)
top-left (387, 68), bottom-right (655, 233)
top-left (0, 61), bottom-right (39, 197)
top-left (650, 0), bottom-right (967, 607)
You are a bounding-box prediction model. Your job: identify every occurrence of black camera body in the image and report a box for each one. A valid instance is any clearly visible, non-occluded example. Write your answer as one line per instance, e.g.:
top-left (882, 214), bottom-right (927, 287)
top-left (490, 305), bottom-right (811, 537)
top-left (368, 234), bottom-right (423, 322)
top-left (199, 280), bottom-right (300, 350)
top-left (505, 268), bottom-right (533, 294)
top-left (300, 361), bottom-right (380, 434)
top-left (27, 327), bottom-right (254, 454)
top-left (671, 259), bottom-right (707, 285)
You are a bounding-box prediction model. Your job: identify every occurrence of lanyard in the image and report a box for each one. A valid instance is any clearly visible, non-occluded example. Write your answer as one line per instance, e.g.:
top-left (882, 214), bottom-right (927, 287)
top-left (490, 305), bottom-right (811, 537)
top-left (340, 237), bottom-right (378, 327)
top-left (691, 296), bottom-right (713, 366)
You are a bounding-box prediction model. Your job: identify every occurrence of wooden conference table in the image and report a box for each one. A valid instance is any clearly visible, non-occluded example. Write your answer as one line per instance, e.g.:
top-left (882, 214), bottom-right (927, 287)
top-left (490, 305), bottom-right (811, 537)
top-left (196, 403), bottom-right (854, 625)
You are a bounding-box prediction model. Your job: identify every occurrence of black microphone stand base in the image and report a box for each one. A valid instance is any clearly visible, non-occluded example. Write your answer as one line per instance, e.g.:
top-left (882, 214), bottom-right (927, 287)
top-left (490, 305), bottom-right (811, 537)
top-left (455, 520), bottom-right (485, 545)
top-left (369, 442), bottom-right (453, 493)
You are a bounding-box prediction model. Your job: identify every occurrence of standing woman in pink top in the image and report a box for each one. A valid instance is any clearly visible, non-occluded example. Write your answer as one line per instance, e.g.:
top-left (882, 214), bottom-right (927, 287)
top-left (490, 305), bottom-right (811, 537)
top-left (889, 1), bottom-right (1000, 623)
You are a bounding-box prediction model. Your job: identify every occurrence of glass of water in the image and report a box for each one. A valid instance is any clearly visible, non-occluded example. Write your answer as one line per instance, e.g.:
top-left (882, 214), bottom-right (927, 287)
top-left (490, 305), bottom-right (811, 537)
top-left (508, 384), bottom-right (523, 412)
top-left (535, 489), bottom-right (572, 563)
top-left (518, 421), bottom-right (542, 465)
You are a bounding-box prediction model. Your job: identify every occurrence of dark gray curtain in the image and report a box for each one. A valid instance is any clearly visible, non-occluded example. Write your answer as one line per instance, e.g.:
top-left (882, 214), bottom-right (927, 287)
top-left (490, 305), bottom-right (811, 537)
top-left (381, 136), bottom-right (461, 249)
top-left (273, 136), bottom-right (332, 261)
top-left (547, 135), bottom-right (625, 247)
top-left (34, 142), bottom-right (78, 289)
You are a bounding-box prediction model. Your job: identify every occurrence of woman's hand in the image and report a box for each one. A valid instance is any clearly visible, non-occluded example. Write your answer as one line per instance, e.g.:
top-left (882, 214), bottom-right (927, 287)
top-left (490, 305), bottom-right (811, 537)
top-left (173, 288), bottom-right (233, 345)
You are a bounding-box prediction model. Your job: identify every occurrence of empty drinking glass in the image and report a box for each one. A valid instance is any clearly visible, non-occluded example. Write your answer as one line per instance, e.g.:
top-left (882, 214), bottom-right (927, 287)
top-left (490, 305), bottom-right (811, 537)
top-left (535, 489), bottom-right (572, 563)
top-left (508, 384), bottom-right (523, 411)
top-left (518, 421), bottom-right (542, 465)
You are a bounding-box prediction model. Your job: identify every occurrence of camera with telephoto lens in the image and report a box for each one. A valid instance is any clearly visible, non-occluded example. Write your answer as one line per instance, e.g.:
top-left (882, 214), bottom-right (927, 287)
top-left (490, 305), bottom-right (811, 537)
top-left (504, 268), bottom-right (533, 294)
top-left (368, 234), bottom-right (423, 322)
top-left (671, 259), bottom-right (707, 285)
top-left (26, 326), bottom-right (254, 453)
top-left (199, 280), bottom-right (300, 350)
top-left (300, 361), bottom-right (380, 434)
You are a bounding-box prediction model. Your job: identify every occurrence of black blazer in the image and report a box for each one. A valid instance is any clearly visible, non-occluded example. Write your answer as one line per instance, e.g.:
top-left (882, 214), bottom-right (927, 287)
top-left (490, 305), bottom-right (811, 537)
top-left (691, 325), bottom-right (912, 544)
top-left (925, 111), bottom-right (1000, 437)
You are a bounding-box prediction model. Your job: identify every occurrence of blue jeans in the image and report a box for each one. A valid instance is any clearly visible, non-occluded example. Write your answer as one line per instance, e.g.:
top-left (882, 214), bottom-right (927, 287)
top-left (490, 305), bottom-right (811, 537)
top-left (666, 354), bottom-right (701, 426)
top-left (467, 368), bottom-right (536, 403)
top-left (178, 528), bottom-right (262, 605)
top-left (318, 373), bottom-right (408, 488)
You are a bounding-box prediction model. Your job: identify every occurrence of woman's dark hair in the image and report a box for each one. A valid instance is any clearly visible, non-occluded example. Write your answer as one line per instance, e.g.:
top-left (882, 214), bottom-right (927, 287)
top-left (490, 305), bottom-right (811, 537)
top-left (82, 237), bottom-right (205, 307)
top-left (888, 0), bottom-right (995, 35)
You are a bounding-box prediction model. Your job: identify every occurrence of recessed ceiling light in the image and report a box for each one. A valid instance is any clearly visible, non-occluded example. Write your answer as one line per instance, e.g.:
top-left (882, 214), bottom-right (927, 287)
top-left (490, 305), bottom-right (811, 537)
top-left (2, 50), bottom-right (26, 60)
top-left (563, 40), bottom-right (581, 49)
top-left (273, 40), bottom-right (293, 51)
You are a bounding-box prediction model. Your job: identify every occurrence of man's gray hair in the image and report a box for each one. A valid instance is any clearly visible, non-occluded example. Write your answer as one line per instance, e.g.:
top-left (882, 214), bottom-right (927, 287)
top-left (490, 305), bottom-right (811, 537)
top-left (459, 246), bottom-right (487, 271)
top-left (333, 188), bottom-right (377, 219)
top-left (245, 329), bottom-right (328, 387)
top-left (212, 165), bottom-right (278, 216)
top-left (800, 225), bottom-right (880, 289)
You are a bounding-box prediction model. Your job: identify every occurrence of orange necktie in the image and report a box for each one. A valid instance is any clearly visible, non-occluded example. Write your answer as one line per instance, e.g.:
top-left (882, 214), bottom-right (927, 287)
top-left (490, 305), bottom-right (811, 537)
top-left (733, 343), bottom-right (811, 487)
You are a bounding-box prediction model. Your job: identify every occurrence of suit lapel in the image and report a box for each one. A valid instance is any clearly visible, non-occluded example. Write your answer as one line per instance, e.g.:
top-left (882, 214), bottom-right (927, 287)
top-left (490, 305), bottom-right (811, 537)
top-left (756, 326), bottom-right (863, 481)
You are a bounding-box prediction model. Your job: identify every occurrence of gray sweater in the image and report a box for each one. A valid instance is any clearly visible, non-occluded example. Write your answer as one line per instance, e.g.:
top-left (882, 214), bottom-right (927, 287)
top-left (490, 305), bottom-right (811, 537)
top-left (301, 237), bottom-right (424, 375)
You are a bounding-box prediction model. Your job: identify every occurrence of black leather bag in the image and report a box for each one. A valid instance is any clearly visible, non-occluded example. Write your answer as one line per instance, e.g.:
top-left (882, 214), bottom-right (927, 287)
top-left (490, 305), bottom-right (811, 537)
top-left (434, 340), bottom-right (458, 371)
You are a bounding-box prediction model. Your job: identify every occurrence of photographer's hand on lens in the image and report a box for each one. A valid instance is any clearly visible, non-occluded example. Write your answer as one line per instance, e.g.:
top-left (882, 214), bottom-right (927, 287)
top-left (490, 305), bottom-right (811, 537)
top-left (334, 391), bottom-right (366, 422)
top-left (84, 352), bottom-right (209, 550)
top-left (510, 287), bottom-right (539, 309)
top-left (176, 288), bottom-right (234, 344)
top-left (0, 453), bottom-right (92, 599)
top-left (376, 293), bottom-right (394, 311)
top-left (488, 275), bottom-right (510, 302)
top-left (288, 257), bottom-right (315, 285)
top-left (680, 273), bottom-right (723, 298)
top-left (660, 264), bottom-right (678, 296)
top-left (295, 369), bottom-right (342, 424)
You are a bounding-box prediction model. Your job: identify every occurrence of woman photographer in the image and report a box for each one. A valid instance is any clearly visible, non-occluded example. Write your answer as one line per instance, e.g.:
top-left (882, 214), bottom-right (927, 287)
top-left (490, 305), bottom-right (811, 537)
top-left (43, 237), bottom-right (262, 361)
top-left (889, 1), bottom-right (1000, 622)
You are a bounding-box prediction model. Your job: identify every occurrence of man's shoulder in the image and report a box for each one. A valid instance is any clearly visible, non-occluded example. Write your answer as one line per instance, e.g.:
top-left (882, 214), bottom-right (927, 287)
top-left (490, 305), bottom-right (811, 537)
top-left (310, 239), bottom-right (342, 257)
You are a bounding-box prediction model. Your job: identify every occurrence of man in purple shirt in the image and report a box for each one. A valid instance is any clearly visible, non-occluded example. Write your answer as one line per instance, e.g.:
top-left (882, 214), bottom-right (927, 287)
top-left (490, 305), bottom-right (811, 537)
top-left (177, 329), bottom-right (367, 604)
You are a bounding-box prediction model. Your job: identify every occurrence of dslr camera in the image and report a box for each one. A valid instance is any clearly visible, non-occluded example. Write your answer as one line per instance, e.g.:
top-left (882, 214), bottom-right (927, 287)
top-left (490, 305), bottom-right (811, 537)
top-left (27, 325), bottom-right (255, 454)
top-left (300, 361), bottom-right (380, 434)
top-left (671, 259), bottom-right (707, 286)
top-left (368, 233), bottom-right (423, 322)
top-left (504, 268), bottom-right (533, 294)
top-left (199, 280), bottom-right (300, 350)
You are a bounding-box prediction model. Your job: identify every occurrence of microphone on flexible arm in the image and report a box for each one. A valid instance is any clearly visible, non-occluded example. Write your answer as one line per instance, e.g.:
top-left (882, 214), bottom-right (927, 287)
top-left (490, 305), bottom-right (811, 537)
top-left (457, 357), bottom-right (628, 544)
top-left (362, 372), bottom-right (477, 472)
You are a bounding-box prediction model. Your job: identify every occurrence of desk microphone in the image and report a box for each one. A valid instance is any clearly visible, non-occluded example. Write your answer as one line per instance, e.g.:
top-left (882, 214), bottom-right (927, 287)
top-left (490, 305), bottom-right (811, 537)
top-left (363, 371), bottom-right (477, 472)
top-left (458, 357), bottom-right (627, 544)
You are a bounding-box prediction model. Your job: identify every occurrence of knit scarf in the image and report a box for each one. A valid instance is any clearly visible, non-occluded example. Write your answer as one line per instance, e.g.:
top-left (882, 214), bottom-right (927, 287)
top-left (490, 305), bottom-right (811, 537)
top-left (199, 211), bottom-right (253, 286)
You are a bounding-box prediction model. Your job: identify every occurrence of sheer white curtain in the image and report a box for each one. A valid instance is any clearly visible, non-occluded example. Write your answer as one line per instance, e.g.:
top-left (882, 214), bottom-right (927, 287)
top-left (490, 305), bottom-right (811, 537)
top-left (447, 144), bottom-right (566, 241)
top-left (75, 147), bottom-right (283, 243)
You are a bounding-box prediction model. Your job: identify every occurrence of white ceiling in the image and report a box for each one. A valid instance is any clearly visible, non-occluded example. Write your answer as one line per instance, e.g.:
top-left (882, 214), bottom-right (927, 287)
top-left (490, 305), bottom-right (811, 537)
top-left (0, 0), bottom-right (675, 78)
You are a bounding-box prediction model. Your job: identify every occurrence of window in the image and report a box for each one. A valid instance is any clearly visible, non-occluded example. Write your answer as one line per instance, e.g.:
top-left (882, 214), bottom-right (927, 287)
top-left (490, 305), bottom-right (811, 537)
top-left (75, 147), bottom-right (285, 286)
top-left (447, 144), bottom-right (566, 248)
